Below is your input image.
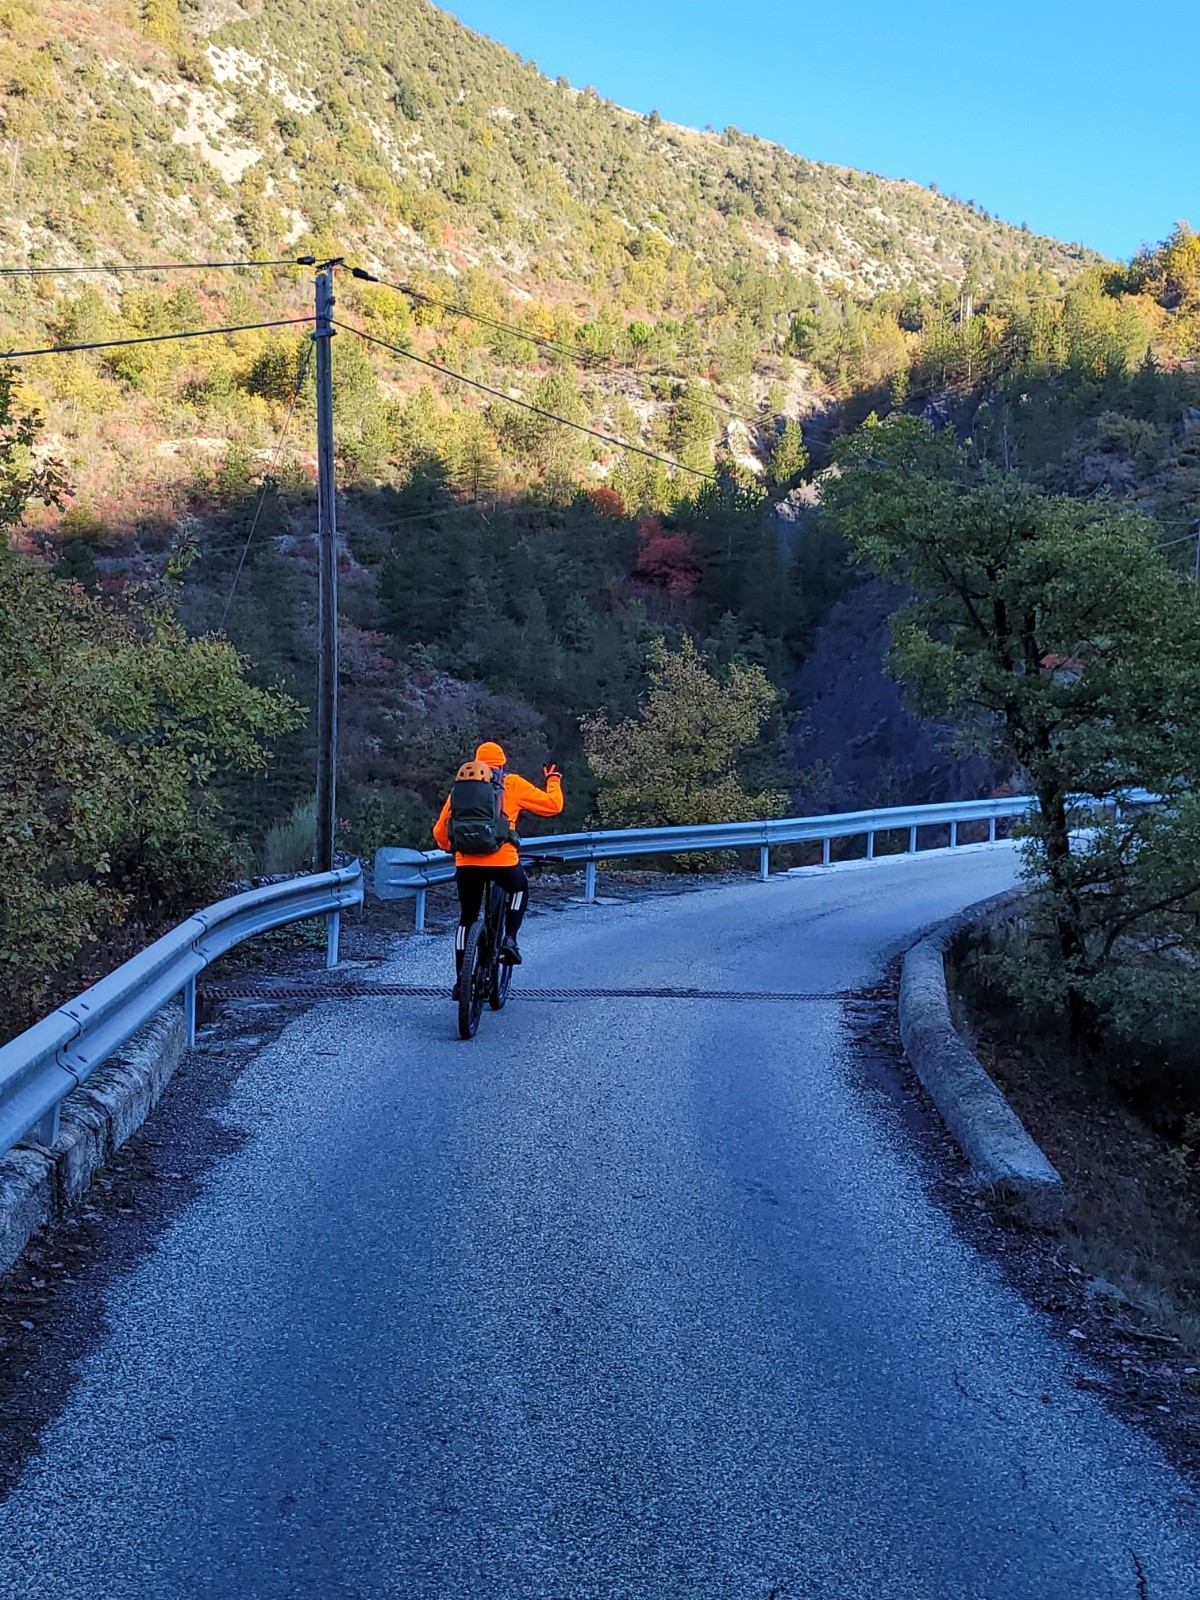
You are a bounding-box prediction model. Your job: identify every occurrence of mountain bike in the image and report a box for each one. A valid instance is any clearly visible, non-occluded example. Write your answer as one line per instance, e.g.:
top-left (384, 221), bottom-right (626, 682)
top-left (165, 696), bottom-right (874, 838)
top-left (457, 880), bottom-right (514, 1039)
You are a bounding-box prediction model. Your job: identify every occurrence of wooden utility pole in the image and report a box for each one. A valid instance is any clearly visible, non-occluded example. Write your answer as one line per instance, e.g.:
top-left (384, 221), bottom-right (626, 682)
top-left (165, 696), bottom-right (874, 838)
top-left (313, 265), bottom-right (340, 874)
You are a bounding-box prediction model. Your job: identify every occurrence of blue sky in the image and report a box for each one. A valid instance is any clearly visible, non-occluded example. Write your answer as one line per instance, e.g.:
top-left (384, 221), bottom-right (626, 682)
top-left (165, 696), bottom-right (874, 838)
top-left (444, 0), bottom-right (1197, 263)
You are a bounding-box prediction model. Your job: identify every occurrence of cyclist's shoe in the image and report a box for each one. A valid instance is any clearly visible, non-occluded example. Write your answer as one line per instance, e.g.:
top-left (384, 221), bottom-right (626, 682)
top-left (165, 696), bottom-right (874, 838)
top-left (451, 979), bottom-right (460, 1001)
top-left (499, 936), bottom-right (522, 965)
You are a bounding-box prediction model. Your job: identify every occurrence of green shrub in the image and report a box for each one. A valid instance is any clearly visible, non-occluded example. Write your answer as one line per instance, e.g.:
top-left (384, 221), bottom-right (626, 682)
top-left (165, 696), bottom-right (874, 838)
top-left (261, 794), bottom-right (316, 876)
top-left (59, 504), bottom-right (116, 549)
top-left (345, 787), bottom-right (428, 858)
top-left (54, 538), bottom-right (98, 585)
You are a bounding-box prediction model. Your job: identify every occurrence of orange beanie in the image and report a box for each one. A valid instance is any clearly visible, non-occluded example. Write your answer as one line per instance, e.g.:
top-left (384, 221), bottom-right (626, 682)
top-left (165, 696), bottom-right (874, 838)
top-left (475, 741), bottom-right (507, 767)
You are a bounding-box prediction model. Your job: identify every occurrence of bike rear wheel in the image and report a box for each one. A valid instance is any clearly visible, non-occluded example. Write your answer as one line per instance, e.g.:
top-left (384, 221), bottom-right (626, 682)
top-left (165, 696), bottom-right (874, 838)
top-left (457, 919), bottom-right (486, 1039)
top-left (487, 883), bottom-right (513, 1010)
top-left (489, 953), bottom-right (513, 1010)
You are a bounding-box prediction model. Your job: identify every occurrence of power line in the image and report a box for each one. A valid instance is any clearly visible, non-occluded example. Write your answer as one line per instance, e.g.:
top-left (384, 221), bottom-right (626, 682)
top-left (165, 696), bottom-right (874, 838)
top-left (334, 318), bottom-right (721, 483)
top-left (348, 265), bottom-right (770, 428)
top-left (0, 317), bottom-right (313, 361)
top-left (350, 268), bottom-right (590, 367)
top-left (0, 257), bottom-right (316, 277)
top-left (220, 339), bottom-right (315, 628)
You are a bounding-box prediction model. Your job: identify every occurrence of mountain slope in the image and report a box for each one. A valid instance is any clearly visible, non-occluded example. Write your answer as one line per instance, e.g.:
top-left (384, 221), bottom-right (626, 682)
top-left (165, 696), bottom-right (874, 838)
top-left (1, 0), bottom-right (1095, 299)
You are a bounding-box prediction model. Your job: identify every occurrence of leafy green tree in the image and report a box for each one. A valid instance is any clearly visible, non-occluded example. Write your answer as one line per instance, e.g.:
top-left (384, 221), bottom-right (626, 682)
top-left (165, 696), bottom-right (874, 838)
top-left (141, 0), bottom-right (182, 45)
top-left (395, 386), bottom-right (446, 470)
top-left (669, 383), bottom-right (718, 474)
top-left (0, 373), bottom-right (300, 1035)
top-left (332, 332), bottom-right (393, 476)
top-left (581, 635), bottom-right (785, 828)
top-left (54, 538), bottom-right (98, 586)
top-left (2, 555), bottom-right (303, 1030)
top-left (523, 369), bottom-right (589, 494)
top-left (246, 336), bottom-right (310, 404)
top-left (823, 413), bottom-right (1200, 1038)
top-left (0, 367), bottom-right (66, 525)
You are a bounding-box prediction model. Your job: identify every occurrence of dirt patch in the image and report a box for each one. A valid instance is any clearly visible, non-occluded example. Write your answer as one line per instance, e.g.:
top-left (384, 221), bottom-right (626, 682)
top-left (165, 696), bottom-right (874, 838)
top-left (966, 1010), bottom-right (1200, 1347)
top-left (846, 971), bottom-right (1200, 1488)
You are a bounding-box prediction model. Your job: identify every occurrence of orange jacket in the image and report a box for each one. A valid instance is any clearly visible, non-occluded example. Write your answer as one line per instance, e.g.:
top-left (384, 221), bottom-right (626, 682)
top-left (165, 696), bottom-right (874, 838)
top-left (433, 770), bottom-right (564, 867)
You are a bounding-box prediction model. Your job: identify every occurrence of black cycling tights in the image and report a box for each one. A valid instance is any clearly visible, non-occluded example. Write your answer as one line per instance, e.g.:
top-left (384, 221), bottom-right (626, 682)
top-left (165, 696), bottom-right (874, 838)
top-left (454, 865), bottom-right (529, 967)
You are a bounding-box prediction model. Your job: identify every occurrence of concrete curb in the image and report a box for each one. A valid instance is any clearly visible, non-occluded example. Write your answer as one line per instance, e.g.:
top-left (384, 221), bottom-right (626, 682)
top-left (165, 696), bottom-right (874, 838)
top-left (899, 892), bottom-right (1063, 1216)
top-left (0, 1004), bottom-right (186, 1277)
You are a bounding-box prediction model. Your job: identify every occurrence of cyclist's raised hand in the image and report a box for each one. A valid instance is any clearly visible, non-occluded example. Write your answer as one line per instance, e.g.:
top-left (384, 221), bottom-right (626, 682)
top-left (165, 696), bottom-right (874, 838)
top-left (543, 763), bottom-right (562, 784)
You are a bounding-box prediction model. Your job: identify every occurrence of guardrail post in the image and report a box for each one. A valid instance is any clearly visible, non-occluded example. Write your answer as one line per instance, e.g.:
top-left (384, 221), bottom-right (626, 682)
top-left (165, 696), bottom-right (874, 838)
top-left (325, 911), bottom-right (341, 970)
top-left (821, 838), bottom-right (831, 867)
top-left (909, 824), bottom-right (918, 854)
top-left (183, 977), bottom-right (197, 1049)
top-left (988, 816), bottom-right (997, 843)
top-left (414, 889), bottom-right (426, 934)
top-left (950, 821), bottom-right (959, 849)
top-left (759, 845), bottom-right (770, 881)
top-left (585, 860), bottom-right (597, 902)
top-left (866, 832), bottom-right (875, 860)
top-left (35, 1103), bottom-right (60, 1146)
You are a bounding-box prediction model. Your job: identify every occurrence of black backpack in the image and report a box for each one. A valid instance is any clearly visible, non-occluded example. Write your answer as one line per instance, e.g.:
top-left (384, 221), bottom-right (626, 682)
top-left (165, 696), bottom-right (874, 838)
top-left (448, 762), bottom-right (515, 855)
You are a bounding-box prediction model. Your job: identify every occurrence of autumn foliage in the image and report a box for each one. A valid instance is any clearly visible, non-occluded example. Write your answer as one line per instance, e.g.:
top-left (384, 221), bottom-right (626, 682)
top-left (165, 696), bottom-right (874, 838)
top-left (631, 515), bottom-right (700, 594)
top-left (586, 486), bottom-right (626, 517)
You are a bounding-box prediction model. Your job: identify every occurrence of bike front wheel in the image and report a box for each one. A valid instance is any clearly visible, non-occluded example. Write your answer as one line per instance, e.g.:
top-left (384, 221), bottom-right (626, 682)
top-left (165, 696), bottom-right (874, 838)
top-left (457, 919), bottom-right (486, 1040)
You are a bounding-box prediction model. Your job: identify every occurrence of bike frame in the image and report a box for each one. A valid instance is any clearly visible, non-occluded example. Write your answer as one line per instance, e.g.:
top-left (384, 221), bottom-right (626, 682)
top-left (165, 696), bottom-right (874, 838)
top-left (457, 880), bottom-right (514, 1038)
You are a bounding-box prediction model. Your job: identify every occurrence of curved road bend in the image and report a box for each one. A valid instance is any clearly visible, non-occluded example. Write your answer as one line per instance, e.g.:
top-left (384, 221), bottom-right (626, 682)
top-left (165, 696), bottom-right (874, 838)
top-left (1, 847), bottom-right (1198, 1598)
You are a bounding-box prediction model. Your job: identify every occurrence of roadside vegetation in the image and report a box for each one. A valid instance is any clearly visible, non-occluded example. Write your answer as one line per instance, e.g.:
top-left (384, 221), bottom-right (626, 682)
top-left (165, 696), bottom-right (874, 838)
top-left (819, 371), bottom-right (1200, 1340)
top-left (0, 372), bottom-right (299, 1036)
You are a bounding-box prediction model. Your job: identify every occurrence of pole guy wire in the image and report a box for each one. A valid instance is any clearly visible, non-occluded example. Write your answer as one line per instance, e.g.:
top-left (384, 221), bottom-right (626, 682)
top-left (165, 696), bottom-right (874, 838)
top-left (220, 339), bottom-right (316, 628)
top-left (333, 318), bottom-right (721, 483)
top-left (0, 317), bottom-right (314, 362)
top-left (1156, 528), bottom-right (1200, 549)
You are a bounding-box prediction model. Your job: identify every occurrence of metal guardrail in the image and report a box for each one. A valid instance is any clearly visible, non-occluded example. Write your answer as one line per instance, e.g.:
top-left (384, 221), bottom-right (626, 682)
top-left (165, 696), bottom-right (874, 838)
top-left (0, 864), bottom-right (363, 1159)
top-left (374, 795), bottom-right (1037, 929)
top-left (374, 790), bottom-right (1162, 929)
top-left (5, 790), bottom-right (1158, 1159)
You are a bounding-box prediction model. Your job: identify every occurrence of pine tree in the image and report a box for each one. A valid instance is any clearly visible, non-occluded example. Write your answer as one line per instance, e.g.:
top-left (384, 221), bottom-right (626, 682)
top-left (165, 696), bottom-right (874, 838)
top-left (768, 419), bottom-right (808, 489)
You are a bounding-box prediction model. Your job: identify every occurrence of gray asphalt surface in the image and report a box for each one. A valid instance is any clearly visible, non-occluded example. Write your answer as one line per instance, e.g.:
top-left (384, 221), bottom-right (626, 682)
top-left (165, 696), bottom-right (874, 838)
top-left (2, 846), bottom-right (1199, 1599)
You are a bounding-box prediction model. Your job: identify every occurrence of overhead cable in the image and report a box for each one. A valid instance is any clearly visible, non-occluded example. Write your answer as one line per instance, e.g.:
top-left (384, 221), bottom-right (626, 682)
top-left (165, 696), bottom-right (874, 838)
top-left (0, 317), bottom-right (314, 361)
top-left (220, 339), bottom-right (315, 627)
top-left (348, 265), bottom-right (769, 427)
top-left (0, 257), bottom-right (317, 277)
top-left (334, 318), bottom-right (721, 483)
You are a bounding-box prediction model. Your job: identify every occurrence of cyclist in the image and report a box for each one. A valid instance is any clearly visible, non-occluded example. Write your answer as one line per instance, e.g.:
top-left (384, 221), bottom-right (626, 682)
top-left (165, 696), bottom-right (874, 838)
top-left (432, 742), bottom-right (564, 995)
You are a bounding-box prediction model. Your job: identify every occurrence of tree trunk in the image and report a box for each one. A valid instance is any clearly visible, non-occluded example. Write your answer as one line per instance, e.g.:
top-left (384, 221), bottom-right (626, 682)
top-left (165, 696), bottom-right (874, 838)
top-left (1036, 782), bottom-right (1095, 1043)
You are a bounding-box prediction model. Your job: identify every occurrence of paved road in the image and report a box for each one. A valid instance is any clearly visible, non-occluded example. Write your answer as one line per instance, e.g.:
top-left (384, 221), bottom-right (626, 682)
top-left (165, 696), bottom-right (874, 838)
top-left (2, 848), bottom-right (1199, 1599)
